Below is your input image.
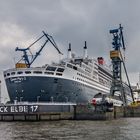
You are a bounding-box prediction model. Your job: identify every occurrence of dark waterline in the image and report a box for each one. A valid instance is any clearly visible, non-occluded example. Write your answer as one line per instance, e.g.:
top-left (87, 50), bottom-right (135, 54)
top-left (0, 118), bottom-right (140, 140)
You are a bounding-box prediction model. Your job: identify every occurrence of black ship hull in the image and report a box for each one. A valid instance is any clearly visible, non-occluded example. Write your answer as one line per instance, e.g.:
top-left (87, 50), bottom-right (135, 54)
top-left (5, 76), bottom-right (109, 103)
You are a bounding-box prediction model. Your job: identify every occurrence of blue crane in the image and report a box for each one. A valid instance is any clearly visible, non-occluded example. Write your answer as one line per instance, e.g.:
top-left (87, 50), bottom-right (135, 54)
top-left (110, 25), bottom-right (125, 51)
top-left (110, 24), bottom-right (134, 105)
top-left (15, 31), bottom-right (63, 68)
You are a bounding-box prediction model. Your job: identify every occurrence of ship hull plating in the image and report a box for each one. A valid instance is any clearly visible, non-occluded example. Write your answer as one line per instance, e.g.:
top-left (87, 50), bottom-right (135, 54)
top-left (5, 76), bottom-right (108, 103)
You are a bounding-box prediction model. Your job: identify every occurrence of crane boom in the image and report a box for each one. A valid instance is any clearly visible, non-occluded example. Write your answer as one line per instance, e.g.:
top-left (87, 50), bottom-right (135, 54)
top-left (15, 31), bottom-right (63, 68)
top-left (42, 31), bottom-right (63, 55)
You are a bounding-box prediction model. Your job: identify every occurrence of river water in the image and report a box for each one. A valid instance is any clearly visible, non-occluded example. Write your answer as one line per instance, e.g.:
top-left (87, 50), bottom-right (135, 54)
top-left (0, 118), bottom-right (140, 140)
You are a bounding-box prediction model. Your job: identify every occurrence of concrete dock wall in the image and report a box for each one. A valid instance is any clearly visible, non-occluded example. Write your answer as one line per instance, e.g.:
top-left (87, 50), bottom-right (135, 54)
top-left (74, 104), bottom-right (118, 120)
top-left (74, 105), bottom-right (140, 120)
top-left (0, 103), bottom-right (75, 121)
top-left (0, 103), bottom-right (140, 121)
top-left (124, 106), bottom-right (140, 117)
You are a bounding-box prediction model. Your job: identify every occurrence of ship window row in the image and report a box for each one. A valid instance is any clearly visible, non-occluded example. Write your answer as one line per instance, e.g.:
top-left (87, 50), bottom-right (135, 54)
top-left (81, 63), bottom-right (92, 73)
top-left (94, 66), bottom-right (98, 70)
top-left (46, 66), bottom-right (65, 72)
top-left (99, 77), bottom-right (111, 87)
top-left (5, 71), bottom-right (41, 77)
top-left (77, 72), bottom-right (98, 82)
top-left (46, 66), bottom-right (56, 71)
top-left (56, 73), bottom-right (62, 76)
top-left (76, 73), bottom-right (111, 88)
top-left (25, 71), bottom-right (31, 74)
top-left (82, 63), bottom-right (92, 71)
top-left (76, 76), bottom-right (93, 85)
top-left (77, 68), bottom-right (91, 77)
top-left (4, 70), bottom-right (63, 77)
top-left (44, 72), bottom-right (54, 75)
top-left (44, 71), bottom-right (62, 76)
top-left (98, 73), bottom-right (112, 83)
top-left (73, 82), bottom-right (94, 91)
top-left (67, 64), bottom-right (77, 70)
top-left (33, 71), bottom-right (43, 74)
top-left (57, 68), bottom-right (64, 72)
top-left (98, 70), bottom-right (112, 80)
top-left (98, 67), bottom-right (112, 77)
top-left (76, 77), bottom-right (100, 88)
top-left (93, 71), bottom-right (98, 76)
top-left (72, 80), bottom-right (101, 90)
top-left (85, 69), bottom-right (91, 73)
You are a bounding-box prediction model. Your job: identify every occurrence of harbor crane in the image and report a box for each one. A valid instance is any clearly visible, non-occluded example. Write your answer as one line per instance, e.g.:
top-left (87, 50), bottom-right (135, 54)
top-left (15, 31), bottom-right (63, 68)
top-left (109, 24), bottom-right (134, 106)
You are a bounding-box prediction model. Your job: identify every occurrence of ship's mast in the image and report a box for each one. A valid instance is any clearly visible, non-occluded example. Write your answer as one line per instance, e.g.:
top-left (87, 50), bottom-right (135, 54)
top-left (83, 41), bottom-right (87, 59)
top-left (68, 43), bottom-right (72, 59)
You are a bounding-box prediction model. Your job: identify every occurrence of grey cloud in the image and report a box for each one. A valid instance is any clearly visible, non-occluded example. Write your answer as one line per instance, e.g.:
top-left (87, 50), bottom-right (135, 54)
top-left (0, 0), bottom-right (140, 83)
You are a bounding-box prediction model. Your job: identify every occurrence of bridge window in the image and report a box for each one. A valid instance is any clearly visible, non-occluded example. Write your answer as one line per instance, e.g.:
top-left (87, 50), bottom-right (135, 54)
top-left (11, 72), bottom-right (15, 75)
top-left (46, 66), bottom-right (56, 71)
top-left (44, 72), bottom-right (54, 75)
top-left (56, 73), bottom-right (62, 76)
top-left (33, 71), bottom-right (42, 74)
top-left (67, 64), bottom-right (72, 68)
top-left (17, 71), bottom-right (23, 74)
top-left (25, 71), bottom-right (31, 74)
top-left (57, 68), bottom-right (64, 72)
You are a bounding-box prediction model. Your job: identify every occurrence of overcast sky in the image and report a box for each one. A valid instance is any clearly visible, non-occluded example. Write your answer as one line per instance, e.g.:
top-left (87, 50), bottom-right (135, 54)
top-left (0, 0), bottom-right (140, 101)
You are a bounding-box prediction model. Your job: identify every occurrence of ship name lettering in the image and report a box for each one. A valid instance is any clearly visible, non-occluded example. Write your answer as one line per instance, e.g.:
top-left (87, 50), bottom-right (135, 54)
top-left (10, 77), bottom-right (26, 83)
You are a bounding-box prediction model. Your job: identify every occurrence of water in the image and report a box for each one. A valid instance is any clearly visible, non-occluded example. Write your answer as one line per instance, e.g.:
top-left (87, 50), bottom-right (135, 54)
top-left (0, 118), bottom-right (140, 140)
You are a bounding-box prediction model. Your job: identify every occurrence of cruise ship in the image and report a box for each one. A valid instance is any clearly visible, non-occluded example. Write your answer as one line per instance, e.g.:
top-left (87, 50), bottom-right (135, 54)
top-left (3, 41), bottom-right (132, 105)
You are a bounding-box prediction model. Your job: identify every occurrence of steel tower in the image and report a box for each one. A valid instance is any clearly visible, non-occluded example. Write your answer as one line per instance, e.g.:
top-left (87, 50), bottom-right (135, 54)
top-left (109, 24), bottom-right (134, 106)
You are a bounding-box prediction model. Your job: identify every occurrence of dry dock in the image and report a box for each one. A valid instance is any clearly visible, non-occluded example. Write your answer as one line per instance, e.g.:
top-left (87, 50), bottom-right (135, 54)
top-left (0, 102), bottom-right (139, 121)
top-left (0, 102), bottom-right (75, 121)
